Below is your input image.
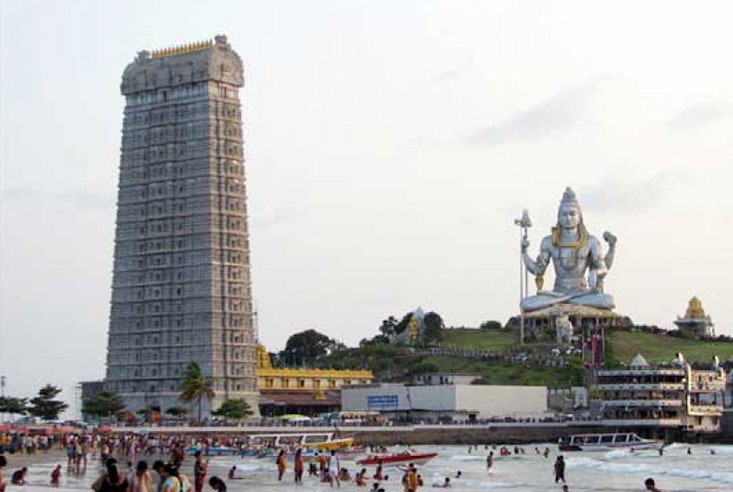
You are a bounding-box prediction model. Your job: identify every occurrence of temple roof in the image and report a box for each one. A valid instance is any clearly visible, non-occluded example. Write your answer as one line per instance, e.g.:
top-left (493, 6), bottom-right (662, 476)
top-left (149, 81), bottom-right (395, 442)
top-left (684, 296), bottom-right (706, 319)
top-left (630, 352), bottom-right (650, 368)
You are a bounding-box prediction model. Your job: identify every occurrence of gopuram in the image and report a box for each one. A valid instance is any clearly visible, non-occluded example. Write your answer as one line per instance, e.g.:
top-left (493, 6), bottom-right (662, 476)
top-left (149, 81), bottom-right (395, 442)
top-left (517, 187), bottom-right (629, 344)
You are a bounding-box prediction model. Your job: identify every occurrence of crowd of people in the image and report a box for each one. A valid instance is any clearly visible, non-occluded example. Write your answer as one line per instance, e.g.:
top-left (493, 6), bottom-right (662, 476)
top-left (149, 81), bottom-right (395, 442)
top-left (0, 430), bottom-right (672, 492)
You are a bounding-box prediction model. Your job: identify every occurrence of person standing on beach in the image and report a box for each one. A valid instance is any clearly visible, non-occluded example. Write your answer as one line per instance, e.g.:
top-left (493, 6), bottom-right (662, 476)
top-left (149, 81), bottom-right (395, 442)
top-left (0, 455), bottom-right (7, 492)
top-left (486, 451), bottom-right (494, 472)
top-left (51, 464), bottom-right (62, 487)
top-left (294, 449), bottom-right (304, 485)
top-left (276, 450), bottom-right (287, 481)
top-left (329, 451), bottom-right (340, 488)
top-left (193, 451), bottom-right (208, 492)
top-left (554, 455), bottom-right (566, 484)
top-left (131, 461), bottom-right (153, 492)
top-left (644, 478), bottom-right (662, 492)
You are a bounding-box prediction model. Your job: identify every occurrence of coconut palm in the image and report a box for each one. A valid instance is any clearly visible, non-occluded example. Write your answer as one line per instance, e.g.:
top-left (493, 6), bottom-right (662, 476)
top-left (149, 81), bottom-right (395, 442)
top-left (179, 362), bottom-right (214, 423)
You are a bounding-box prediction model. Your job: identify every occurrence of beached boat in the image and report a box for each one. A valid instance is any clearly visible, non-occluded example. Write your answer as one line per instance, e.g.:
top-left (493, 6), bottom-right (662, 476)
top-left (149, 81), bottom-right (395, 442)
top-left (249, 432), bottom-right (354, 451)
top-left (356, 451), bottom-right (438, 467)
top-left (558, 432), bottom-right (661, 452)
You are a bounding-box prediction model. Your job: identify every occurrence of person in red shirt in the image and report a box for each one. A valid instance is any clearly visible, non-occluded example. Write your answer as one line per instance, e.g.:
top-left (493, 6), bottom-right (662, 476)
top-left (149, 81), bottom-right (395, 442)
top-left (51, 465), bottom-right (62, 487)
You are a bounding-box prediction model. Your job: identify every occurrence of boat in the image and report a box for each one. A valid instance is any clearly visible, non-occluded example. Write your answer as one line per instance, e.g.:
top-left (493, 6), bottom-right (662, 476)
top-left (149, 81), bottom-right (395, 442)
top-left (357, 451), bottom-right (438, 467)
top-left (250, 432), bottom-right (353, 450)
top-left (558, 432), bottom-right (661, 452)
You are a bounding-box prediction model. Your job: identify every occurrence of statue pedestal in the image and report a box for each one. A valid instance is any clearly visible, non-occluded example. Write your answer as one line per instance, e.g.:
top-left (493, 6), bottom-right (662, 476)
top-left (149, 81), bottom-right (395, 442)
top-left (514, 303), bottom-right (627, 344)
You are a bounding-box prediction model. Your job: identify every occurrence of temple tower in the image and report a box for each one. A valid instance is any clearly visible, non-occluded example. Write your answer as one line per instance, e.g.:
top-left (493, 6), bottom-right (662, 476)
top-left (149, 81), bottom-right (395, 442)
top-left (104, 35), bottom-right (258, 416)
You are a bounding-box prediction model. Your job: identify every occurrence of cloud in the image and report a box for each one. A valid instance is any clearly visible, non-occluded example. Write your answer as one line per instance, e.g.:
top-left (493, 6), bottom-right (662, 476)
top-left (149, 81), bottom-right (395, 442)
top-left (666, 102), bottom-right (729, 130)
top-left (432, 59), bottom-right (473, 83)
top-left (581, 171), bottom-right (689, 214)
top-left (465, 79), bottom-right (602, 146)
top-left (3, 186), bottom-right (112, 208)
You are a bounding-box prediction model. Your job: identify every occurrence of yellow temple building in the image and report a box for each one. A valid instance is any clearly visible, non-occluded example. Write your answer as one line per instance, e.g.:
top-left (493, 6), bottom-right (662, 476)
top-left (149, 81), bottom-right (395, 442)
top-left (674, 296), bottom-right (715, 339)
top-left (255, 345), bottom-right (374, 416)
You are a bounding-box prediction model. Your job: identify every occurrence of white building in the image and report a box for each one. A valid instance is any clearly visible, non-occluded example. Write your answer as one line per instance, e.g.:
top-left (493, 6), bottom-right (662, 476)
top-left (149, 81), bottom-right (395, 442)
top-left (341, 383), bottom-right (547, 421)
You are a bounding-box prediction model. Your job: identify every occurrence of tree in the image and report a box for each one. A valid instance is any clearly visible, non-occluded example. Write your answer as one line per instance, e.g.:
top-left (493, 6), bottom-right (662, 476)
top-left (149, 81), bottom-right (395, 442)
top-left (393, 312), bottom-right (413, 335)
top-left (179, 362), bottom-right (214, 422)
top-left (0, 396), bottom-right (28, 417)
top-left (422, 311), bottom-right (445, 344)
top-left (211, 399), bottom-right (253, 420)
top-left (28, 385), bottom-right (68, 421)
top-left (82, 391), bottom-right (125, 420)
top-left (379, 316), bottom-right (398, 336)
top-left (279, 329), bottom-right (335, 366)
top-left (479, 320), bottom-right (503, 331)
top-left (165, 406), bottom-right (188, 419)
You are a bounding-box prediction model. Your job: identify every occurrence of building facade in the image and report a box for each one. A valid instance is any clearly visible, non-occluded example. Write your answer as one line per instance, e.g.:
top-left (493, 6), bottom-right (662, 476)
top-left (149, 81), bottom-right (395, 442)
top-left (104, 36), bottom-right (258, 416)
top-left (594, 353), bottom-right (726, 433)
top-left (255, 345), bottom-right (373, 416)
top-left (674, 296), bottom-right (715, 339)
top-left (341, 383), bottom-right (547, 421)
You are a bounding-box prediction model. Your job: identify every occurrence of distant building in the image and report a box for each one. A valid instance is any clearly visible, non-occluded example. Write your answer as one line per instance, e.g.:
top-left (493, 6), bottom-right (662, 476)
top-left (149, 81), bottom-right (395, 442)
top-left (255, 345), bottom-right (373, 416)
top-left (594, 353), bottom-right (726, 433)
top-left (341, 383), bottom-right (547, 422)
top-left (674, 296), bottom-right (715, 339)
top-left (414, 372), bottom-right (481, 385)
top-left (547, 387), bottom-right (589, 413)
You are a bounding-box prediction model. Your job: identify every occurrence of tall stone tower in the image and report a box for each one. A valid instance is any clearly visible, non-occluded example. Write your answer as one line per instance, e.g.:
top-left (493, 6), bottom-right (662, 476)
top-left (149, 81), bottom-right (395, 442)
top-left (104, 35), bottom-right (258, 416)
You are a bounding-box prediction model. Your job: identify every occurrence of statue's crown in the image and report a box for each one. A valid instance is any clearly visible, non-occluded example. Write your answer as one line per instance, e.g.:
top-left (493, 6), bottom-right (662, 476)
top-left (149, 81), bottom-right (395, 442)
top-left (560, 187), bottom-right (580, 208)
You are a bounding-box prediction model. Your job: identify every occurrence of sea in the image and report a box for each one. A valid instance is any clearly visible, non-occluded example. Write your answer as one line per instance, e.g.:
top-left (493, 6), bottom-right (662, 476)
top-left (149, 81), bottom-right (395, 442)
top-left (8, 443), bottom-right (733, 492)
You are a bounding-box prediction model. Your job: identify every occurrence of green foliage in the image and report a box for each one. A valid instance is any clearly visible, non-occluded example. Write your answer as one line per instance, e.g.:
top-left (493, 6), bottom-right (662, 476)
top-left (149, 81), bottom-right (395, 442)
top-left (422, 312), bottom-right (444, 344)
top-left (28, 384), bottom-right (68, 421)
top-left (165, 406), bottom-right (189, 418)
top-left (393, 312), bottom-right (413, 334)
top-left (608, 331), bottom-right (733, 364)
top-left (179, 362), bottom-right (215, 422)
top-left (379, 316), bottom-right (399, 336)
top-left (82, 391), bottom-right (125, 418)
top-left (479, 320), bottom-right (503, 330)
top-left (0, 396), bottom-right (28, 416)
top-left (279, 329), bottom-right (337, 366)
top-left (441, 328), bottom-right (514, 351)
top-left (211, 399), bottom-right (253, 420)
top-left (406, 361), bottom-right (440, 375)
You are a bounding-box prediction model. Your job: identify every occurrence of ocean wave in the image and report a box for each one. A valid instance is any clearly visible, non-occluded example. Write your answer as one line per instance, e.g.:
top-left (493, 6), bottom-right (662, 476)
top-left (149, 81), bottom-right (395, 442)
top-left (603, 449), bottom-right (630, 459)
top-left (567, 456), bottom-right (733, 485)
top-left (451, 455), bottom-right (486, 461)
top-left (235, 463), bottom-right (268, 473)
top-left (707, 446), bottom-right (733, 455)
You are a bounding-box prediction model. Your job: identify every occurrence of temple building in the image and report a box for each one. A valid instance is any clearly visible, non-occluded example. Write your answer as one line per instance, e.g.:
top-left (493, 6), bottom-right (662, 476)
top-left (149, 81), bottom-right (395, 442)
top-left (256, 345), bottom-right (373, 416)
top-left (594, 353), bottom-right (726, 433)
top-left (674, 296), bottom-right (715, 339)
top-left (101, 36), bottom-right (259, 416)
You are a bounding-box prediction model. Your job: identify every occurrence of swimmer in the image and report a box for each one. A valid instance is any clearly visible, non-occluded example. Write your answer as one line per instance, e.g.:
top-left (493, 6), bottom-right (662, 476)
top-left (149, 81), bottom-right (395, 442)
top-left (433, 477), bottom-right (451, 488)
top-left (644, 477), bottom-right (662, 492)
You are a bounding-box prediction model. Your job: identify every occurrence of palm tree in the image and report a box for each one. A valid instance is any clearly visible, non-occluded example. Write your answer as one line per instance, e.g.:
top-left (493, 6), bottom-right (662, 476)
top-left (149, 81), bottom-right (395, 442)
top-left (179, 362), bottom-right (214, 423)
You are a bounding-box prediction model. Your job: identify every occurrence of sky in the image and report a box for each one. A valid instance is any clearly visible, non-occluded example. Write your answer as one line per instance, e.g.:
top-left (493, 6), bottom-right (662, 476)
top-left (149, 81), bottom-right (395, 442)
top-left (1, 0), bottom-right (732, 416)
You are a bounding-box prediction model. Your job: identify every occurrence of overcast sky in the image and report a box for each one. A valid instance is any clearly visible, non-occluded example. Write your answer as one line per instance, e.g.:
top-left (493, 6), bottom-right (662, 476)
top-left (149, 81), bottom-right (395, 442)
top-left (1, 0), bottom-right (732, 414)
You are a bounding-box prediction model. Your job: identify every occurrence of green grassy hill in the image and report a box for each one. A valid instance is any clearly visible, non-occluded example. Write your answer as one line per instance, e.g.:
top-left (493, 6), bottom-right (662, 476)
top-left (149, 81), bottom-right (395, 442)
top-left (440, 327), bottom-right (514, 351)
top-left (608, 331), bottom-right (733, 364)
top-left (318, 328), bottom-right (731, 388)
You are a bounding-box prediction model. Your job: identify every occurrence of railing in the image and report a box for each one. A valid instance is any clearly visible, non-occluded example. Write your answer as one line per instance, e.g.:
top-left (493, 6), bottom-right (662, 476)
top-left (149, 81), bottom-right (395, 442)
top-left (599, 418), bottom-right (681, 427)
top-left (595, 383), bottom-right (684, 391)
top-left (601, 399), bottom-right (682, 407)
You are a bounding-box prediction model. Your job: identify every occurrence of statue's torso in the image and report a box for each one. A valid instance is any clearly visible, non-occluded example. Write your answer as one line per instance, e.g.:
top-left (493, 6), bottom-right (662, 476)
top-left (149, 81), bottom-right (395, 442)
top-left (542, 235), bottom-right (599, 294)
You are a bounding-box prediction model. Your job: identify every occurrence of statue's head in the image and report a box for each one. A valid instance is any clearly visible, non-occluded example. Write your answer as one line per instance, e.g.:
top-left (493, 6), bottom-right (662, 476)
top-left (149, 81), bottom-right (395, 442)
top-left (557, 187), bottom-right (583, 230)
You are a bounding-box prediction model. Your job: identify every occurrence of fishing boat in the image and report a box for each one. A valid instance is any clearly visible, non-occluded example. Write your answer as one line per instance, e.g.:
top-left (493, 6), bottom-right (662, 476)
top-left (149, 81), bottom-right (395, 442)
top-left (558, 432), bottom-right (661, 452)
top-left (357, 451), bottom-right (438, 467)
top-left (251, 432), bottom-right (359, 460)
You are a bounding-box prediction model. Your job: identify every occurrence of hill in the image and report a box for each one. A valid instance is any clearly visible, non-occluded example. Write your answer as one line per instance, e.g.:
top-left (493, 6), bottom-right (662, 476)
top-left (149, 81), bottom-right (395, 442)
top-left (316, 327), bottom-right (731, 388)
top-left (607, 330), bottom-right (733, 364)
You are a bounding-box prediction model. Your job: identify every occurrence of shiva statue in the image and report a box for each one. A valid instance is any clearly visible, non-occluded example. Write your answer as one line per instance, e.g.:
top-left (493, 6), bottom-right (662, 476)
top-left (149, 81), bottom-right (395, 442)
top-left (521, 187), bottom-right (617, 312)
